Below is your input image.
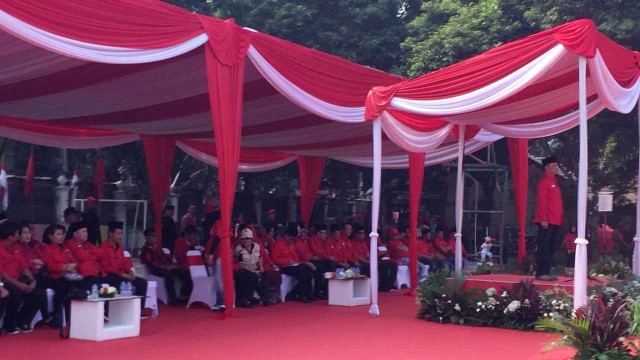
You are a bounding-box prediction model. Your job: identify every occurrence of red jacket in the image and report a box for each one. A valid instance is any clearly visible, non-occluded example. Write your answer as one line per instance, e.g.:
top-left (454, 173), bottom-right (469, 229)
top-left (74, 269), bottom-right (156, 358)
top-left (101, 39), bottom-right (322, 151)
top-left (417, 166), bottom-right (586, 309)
top-left (534, 172), bottom-right (563, 225)
top-left (17, 241), bottom-right (44, 274)
top-left (308, 236), bottom-right (326, 258)
top-left (42, 243), bottom-right (77, 279)
top-left (417, 240), bottom-right (435, 256)
top-left (337, 236), bottom-right (356, 263)
top-left (175, 237), bottom-right (196, 270)
top-left (99, 240), bottom-right (133, 276)
top-left (350, 238), bottom-right (369, 260)
top-left (270, 238), bottom-right (300, 267)
top-left (448, 237), bottom-right (468, 257)
top-left (323, 237), bottom-right (342, 261)
top-left (140, 243), bottom-right (172, 268)
top-left (433, 236), bottom-right (451, 257)
top-left (259, 235), bottom-right (275, 253)
top-left (387, 238), bottom-right (409, 259)
top-left (254, 240), bottom-right (276, 271)
top-left (0, 241), bottom-right (27, 279)
top-left (293, 238), bottom-right (314, 262)
top-left (65, 239), bottom-right (103, 277)
top-left (564, 233), bottom-right (577, 253)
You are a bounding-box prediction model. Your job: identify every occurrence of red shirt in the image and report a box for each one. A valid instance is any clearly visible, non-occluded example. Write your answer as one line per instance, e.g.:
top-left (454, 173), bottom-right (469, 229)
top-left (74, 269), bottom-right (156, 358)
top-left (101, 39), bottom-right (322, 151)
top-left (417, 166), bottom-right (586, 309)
top-left (308, 236), bottom-right (326, 258)
top-left (534, 172), bottom-right (563, 225)
top-left (448, 237), bottom-right (468, 257)
top-left (99, 240), bottom-right (133, 276)
top-left (387, 238), bottom-right (409, 259)
top-left (42, 243), bottom-right (76, 279)
top-left (350, 238), bottom-right (369, 259)
top-left (270, 238), bottom-right (300, 267)
top-left (259, 235), bottom-right (275, 253)
top-left (293, 238), bottom-right (314, 262)
top-left (337, 236), bottom-right (356, 263)
top-left (564, 233), bottom-right (577, 253)
top-left (417, 240), bottom-right (435, 256)
top-left (433, 236), bottom-right (451, 257)
top-left (175, 236), bottom-right (196, 270)
top-left (64, 239), bottom-right (103, 277)
top-left (254, 240), bottom-right (276, 271)
top-left (17, 241), bottom-right (44, 274)
top-left (140, 243), bottom-right (172, 268)
top-left (323, 237), bottom-right (342, 261)
top-left (0, 241), bottom-right (27, 279)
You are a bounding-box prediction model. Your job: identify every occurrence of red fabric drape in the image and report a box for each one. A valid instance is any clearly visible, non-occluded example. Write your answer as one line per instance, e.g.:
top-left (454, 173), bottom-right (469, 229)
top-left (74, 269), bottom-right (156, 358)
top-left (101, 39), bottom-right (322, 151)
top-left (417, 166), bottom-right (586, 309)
top-left (198, 16), bottom-right (251, 316)
top-left (507, 138), bottom-right (529, 266)
top-left (23, 149), bottom-right (35, 200)
top-left (408, 152), bottom-right (425, 294)
top-left (297, 156), bottom-right (326, 224)
top-left (93, 156), bottom-right (106, 200)
top-left (141, 135), bottom-right (176, 254)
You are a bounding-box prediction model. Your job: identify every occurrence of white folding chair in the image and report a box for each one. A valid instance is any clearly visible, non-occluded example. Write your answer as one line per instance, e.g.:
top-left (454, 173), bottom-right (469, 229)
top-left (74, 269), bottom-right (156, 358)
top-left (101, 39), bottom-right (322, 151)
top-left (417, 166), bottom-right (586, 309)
top-left (186, 250), bottom-right (216, 309)
top-left (280, 274), bottom-right (298, 303)
top-left (124, 250), bottom-right (157, 314)
top-left (395, 265), bottom-right (410, 289)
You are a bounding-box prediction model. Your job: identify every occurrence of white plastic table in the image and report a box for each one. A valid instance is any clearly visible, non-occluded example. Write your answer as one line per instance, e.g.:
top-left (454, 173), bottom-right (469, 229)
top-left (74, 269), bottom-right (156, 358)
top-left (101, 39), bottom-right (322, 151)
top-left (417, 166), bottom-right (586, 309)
top-left (70, 295), bottom-right (142, 341)
top-left (328, 277), bottom-right (371, 306)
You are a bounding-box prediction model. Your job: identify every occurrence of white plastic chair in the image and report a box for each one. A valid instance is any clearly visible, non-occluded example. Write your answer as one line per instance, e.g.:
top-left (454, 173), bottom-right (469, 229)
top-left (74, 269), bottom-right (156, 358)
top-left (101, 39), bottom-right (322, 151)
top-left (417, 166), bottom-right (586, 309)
top-left (280, 274), bottom-right (298, 302)
top-left (141, 248), bottom-right (182, 305)
top-left (395, 265), bottom-right (410, 289)
top-left (186, 250), bottom-right (216, 309)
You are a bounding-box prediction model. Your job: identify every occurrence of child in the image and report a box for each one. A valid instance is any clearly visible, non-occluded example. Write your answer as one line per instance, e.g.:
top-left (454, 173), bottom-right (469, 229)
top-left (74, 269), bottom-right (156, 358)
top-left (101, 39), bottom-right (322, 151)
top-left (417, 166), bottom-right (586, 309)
top-left (480, 236), bottom-right (493, 262)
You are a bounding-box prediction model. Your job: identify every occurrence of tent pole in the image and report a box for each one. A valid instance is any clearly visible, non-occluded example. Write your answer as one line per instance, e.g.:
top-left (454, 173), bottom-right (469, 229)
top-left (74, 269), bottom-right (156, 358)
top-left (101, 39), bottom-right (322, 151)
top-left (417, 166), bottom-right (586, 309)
top-left (454, 125), bottom-right (466, 276)
top-left (369, 117), bottom-right (382, 316)
top-left (634, 97), bottom-right (640, 276)
top-left (573, 56), bottom-right (589, 309)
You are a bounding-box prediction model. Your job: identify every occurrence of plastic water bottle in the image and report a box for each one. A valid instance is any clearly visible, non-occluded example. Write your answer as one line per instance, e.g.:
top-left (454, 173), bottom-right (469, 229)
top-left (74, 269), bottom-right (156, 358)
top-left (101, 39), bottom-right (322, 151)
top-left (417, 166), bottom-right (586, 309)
top-left (90, 284), bottom-right (99, 299)
top-left (126, 282), bottom-right (133, 296)
top-left (130, 283), bottom-right (136, 296)
top-left (119, 282), bottom-right (126, 296)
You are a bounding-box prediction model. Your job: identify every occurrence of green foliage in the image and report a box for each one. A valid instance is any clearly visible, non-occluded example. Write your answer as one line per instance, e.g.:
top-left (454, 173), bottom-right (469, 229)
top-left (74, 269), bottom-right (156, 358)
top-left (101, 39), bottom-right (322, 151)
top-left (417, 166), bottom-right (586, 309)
top-left (590, 257), bottom-right (633, 280)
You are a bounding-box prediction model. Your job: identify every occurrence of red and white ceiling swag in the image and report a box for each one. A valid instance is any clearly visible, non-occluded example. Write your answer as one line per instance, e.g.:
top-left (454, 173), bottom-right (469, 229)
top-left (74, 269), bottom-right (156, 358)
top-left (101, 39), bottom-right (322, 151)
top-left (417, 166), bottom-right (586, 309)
top-left (365, 19), bottom-right (640, 310)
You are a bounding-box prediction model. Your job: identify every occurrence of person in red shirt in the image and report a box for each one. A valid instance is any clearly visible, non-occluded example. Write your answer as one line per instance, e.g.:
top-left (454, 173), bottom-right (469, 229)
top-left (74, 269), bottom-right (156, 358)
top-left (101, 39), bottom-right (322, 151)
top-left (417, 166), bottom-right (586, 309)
top-left (417, 230), bottom-right (445, 272)
top-left (140, 227), bottom-right (187, 306)
top-left (64, 221), bottom-right (104, 291)
top-left (42, 224), bottom-right (78, 327)
top-left (244, 225), bottom-right (281, 304)
top-left (0, 221), bottom-right (46, 334)
top-left (387, 227), bottom-right (427, 282)
top-left (294, 222), bottom-right (330, 300)
top-left (257, 225), bottom-right (276, 253)
top-left (533, 156), bottom-right (563, 280)
top-left (350, 224), bottom-right (370, 268)
top-left (563, 225), bottom-right (577, 269)
top-left (326, 224), bottom-right (351, 268)
top-left (270, 223), bottom-right (314, 303)
top-left (175, 225), bottom-right (200, 271)
top-left (100, 222), bottom-right (148, 315)
top-left (447, 229), bottom-right (468, 258)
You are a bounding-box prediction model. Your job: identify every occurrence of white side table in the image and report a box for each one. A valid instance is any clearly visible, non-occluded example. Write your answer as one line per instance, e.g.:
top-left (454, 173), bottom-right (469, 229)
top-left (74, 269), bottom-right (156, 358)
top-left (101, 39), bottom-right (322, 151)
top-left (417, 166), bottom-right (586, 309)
top-left (70, 296), bottom-right (142, 341)
top-left (328, 277), bottom-right (371, 306)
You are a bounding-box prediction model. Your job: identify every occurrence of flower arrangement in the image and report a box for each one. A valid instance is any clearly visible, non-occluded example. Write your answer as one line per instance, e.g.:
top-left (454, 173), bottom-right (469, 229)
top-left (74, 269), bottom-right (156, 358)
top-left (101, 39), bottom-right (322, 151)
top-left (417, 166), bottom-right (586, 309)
top-left (99, 286), bottom-right (118, 298)
top-left (589, 257), bottom-right (633, 280)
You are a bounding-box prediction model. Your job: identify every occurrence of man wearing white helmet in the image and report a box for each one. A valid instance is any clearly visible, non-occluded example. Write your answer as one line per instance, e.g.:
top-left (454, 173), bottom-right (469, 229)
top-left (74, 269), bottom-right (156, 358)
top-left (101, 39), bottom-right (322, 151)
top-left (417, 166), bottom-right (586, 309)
top-left (233, 228), bottom-right (274, 308)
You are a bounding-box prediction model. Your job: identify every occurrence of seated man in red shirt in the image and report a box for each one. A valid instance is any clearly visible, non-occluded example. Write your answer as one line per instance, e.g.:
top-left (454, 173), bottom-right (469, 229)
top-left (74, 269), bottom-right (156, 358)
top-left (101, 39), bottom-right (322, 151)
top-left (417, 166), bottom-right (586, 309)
top-left (294, 222), bottom-right (330, 300)
top-left (271, 223), bottom-right (314, 303)
top-left (100, 221), bottom-right (148, 316)
top-left (417, 230), bottom-right (445, 272)
top-left (325, 224), bottom-right (351, 269)
top-left (350, 224), bottom-right (370, 272)
top-left (387, 227), bottom-right (427, 282)
top-left (140, 228), bottom-right (188, 306)
top-left (433, 228), bottom-right (455, 270)
top-left (0, 221), bottom-right (47, 334)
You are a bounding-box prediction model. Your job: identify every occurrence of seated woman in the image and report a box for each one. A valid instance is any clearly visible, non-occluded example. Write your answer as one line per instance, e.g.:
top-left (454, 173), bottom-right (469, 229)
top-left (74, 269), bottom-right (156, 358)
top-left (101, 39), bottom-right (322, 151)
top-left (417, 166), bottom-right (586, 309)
top-left (42, 224), bottom-right (79, 327)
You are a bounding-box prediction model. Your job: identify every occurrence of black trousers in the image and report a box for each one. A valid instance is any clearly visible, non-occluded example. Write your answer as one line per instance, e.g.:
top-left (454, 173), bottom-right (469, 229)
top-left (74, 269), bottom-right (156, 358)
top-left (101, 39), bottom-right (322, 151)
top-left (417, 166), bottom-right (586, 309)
top-left (233, 269), bottom-right (270, 301)
top-left (359, 260), bottom-right (398, 291)
top-left (36, 275), bottom-right (71, 318)
top-left (0, 293), bottom-right (7, 323)
top-left (174, 268), bottom-right (192, 296)
top-left (281, 264), bottom-right (313, 298)
top-left (536, 224), bottom-right (560, 276)
top-left (104, 274), bottom-right (148, 309)
top-left (309, 258), bottom-right (335, 295)
top-left (419, 257), bottom-right (446, 272)
top-left (149, 267), bottom-right (188, 302)
top-left (3, 281), bottom-right (46, 330)
top-left (565, 252), bottom-right (576, 268)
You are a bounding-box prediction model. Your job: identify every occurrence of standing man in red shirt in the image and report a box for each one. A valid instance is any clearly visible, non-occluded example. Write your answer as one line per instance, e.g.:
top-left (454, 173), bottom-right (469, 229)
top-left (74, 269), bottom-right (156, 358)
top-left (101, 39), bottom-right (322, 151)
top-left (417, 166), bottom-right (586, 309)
top-left (534, 156), bottom-right (564, 280)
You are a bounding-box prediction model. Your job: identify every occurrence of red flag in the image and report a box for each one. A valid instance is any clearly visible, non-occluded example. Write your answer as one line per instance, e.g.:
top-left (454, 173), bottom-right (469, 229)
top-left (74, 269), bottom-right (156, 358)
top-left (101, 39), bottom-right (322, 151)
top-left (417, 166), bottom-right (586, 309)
top-left (24, 149), bottom-right (35, 200)
top-left (93, 157), bottom-right (106, 200)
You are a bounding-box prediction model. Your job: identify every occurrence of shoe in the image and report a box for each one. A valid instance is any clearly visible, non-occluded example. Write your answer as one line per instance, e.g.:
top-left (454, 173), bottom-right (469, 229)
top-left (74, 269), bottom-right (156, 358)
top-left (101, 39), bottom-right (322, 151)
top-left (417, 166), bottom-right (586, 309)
top-left (299, 296), bottom-right (312, 304)
top-left (536, 274), bottom-right (558, 281)
top-left (307, 294), bottom-right (319, 301)
top-left (314, 293), bottom-right (328, 300)
top-left (17, 324), bottom-right (33, 333)
top-left (212, 304), bottom-right (222, 311)
top-left (140, 313), bottom-right (149, 320)
top-left (141, 309), bottom-right (152, 319)
top-left (264, 298), bottom-right (278, 305)
top-left (47, 315), bottom-right (62, 329)
top-left (237, 299), bottom-right (254, 308)
top-left (3, 328), bottom-right (19, 335)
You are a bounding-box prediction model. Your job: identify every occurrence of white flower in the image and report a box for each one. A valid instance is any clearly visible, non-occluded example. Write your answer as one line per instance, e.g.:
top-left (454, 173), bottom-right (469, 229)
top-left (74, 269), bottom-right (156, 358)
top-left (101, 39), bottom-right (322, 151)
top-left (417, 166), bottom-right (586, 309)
top-left (485, 287), bottom-right (497, 297)
top-left (454, 304), bottom-right (461, 312)
top-left (507, 300), bottom-right (521, 312)
top-left (543, 313), bottom-right (548, 317)
top-left (477, 302), bottom-right (483, 306)
top-left (476, 308), bottom-right (481, 312)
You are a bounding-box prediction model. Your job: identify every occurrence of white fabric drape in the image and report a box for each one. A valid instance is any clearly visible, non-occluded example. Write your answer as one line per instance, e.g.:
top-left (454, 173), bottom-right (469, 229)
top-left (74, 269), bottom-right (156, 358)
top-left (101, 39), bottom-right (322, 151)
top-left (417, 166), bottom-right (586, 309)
top-left (634, 98), bottom-right (640, 276)
top-left (589, 51), bottom-right (640, 114)
top-left (380, 111), bottom-right (453, 152)
top-left (0, 10), bottom-right (208, 64)
top-left (388, 45), bottom-right (567, 116)
top-left (247, 46), bottom-right (366, 123)
top-left (482, 100), bottom-right (606, 138)
top-left (573, 56), bottom-right (589, 309)
top-left (454, 126), bottom-right (465, 275)
top-left (176, 141), bottom-right (297, 173)
top-left (0, 125), bottom-right (139, 149)
top-left (369, 117), bottom-right (382, 316)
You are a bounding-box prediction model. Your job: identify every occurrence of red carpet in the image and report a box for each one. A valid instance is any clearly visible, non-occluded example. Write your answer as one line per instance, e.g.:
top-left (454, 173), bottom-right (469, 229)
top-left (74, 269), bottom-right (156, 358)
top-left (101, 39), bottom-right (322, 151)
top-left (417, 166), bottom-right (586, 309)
top-left (460, 274), bottom-right (604, 294)
top-left (1, 292), bottom-right (574, 359)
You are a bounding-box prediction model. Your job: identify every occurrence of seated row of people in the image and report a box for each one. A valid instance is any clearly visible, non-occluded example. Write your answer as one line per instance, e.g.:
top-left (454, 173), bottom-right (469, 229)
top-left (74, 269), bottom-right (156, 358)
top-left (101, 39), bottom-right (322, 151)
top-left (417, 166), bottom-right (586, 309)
top-left (0, 220), bottom-right (149, 335)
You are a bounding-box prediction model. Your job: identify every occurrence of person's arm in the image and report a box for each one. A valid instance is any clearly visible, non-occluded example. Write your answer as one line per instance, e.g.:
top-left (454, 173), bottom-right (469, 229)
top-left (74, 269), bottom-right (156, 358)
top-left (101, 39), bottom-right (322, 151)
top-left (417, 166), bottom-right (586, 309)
top-left (536, 180), bottom-right (549, 227)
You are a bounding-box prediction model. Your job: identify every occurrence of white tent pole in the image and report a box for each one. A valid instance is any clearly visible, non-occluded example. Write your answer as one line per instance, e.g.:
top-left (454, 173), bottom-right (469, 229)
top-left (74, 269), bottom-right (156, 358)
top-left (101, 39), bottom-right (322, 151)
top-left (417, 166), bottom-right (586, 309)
top-left (573, 56), bottom-right (589, 309)
top-left (454, 125), bottom-right (466, 276)
top-left (369, 116), bottom-right (382, 316)
top-left (634, 97), bottom-right (640, 276)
